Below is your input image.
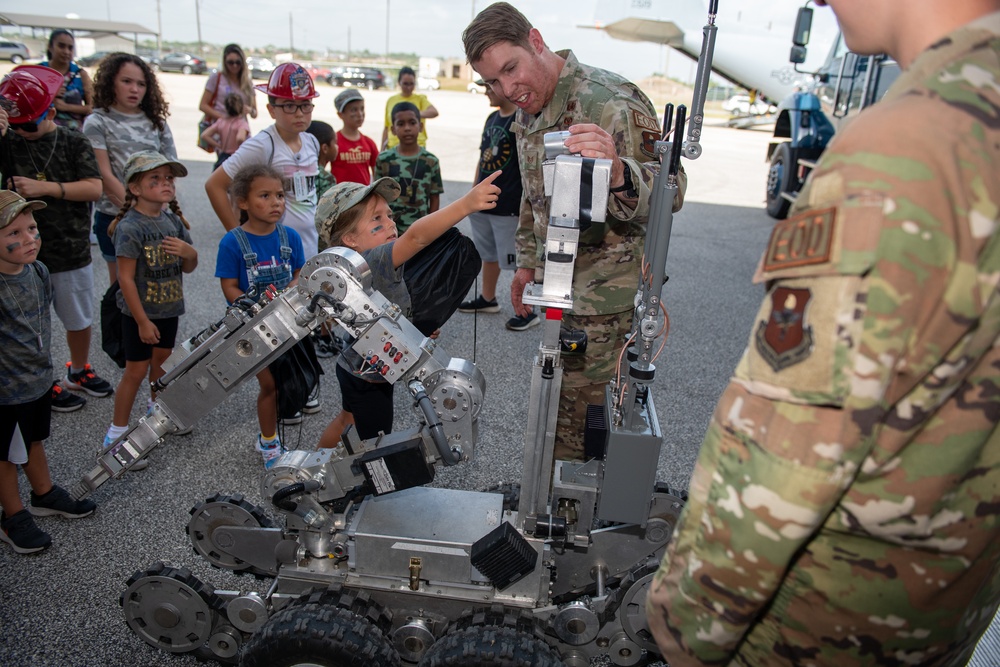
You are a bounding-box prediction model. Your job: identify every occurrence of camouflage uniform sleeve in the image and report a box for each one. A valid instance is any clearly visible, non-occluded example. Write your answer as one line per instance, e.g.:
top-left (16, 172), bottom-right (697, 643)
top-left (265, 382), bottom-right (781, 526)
top-left (646, 97), bottom-right (967, 664)
top-left (598, 95), bottom-right (684, 222)
top-left (514, 193), bottom-right (536, 271)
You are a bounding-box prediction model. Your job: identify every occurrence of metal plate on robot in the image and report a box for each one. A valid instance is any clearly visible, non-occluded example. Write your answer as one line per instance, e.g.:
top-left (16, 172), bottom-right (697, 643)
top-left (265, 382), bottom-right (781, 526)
top-left (300, 246), bottom-right (372, 294)
top-left (351, 319), bottom-right (420, 382)
top-left (207, 313), bottom-right (289, 387)
top-left (546, 154), bottom-right (611, 224)
top-left (348, 487), bottom-right (503, 584)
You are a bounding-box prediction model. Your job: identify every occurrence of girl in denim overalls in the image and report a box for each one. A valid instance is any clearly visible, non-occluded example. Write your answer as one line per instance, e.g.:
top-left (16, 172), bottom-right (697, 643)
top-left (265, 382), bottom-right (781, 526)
top-left (215, 164), bottom-right (306, 468)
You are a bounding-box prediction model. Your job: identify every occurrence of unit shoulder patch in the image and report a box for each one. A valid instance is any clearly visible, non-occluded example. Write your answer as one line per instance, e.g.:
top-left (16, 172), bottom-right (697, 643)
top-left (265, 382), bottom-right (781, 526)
top-left (762, 207), bottom-right (836, 273)
top-left (755, 286), bottom-right (814, 371)
top-left (631, 109), bottom-right (660, 133)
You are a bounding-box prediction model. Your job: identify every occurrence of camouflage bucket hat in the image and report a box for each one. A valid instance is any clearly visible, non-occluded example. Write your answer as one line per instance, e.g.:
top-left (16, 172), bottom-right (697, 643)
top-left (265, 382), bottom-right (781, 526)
top-left (316, 178), bottom-right (401, 246)
top-left (123, 150), bottom-right (188, 184)
top-left (0, 190), bottom-right (46, 230)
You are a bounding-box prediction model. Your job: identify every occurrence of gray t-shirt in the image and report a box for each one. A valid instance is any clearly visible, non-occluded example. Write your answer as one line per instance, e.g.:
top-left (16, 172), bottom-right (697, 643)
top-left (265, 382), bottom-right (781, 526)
top-left (83, 108), bottom-right (177, 215)
top-left (113, 209), bottom-right (193, 320)
top-left (337, 242), bottom-right (410, 380)
top-left (0, 262), bottom-right (52, 405)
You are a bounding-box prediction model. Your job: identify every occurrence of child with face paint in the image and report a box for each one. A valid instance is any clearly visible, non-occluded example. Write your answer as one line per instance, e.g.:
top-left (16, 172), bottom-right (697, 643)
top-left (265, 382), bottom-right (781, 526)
top-left (0, 191), bottom-right (98, 555)
top-left (101, 152), bottom-right (197, 465)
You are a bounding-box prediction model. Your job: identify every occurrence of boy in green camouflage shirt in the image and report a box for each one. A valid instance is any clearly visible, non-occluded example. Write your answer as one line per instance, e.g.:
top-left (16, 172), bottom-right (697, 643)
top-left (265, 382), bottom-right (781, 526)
top-left (375, 102), bottom-right (443, 234)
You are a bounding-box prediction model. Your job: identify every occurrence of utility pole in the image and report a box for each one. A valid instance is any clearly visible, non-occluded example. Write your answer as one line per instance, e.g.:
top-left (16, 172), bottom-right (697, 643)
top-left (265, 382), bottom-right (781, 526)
top-left (347, 26), bottom-right (351, 61)
top-left (194, 0), bottom-right (203, 55)
top-left (385, 0), bottom-right (390, 62)
top-left (289, 12), bottom-right (294, 59)
top-left (156, 0), bottom-right (162, 56)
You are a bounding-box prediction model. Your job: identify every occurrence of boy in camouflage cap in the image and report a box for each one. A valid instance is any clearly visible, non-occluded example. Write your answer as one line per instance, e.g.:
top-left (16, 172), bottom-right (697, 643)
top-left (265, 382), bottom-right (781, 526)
top-left (0, 190), bottom-right (98, 555)
top-left (647, 1), bottom-right (1000, 665)
top-left (314, 172), bottom-right (501, 450)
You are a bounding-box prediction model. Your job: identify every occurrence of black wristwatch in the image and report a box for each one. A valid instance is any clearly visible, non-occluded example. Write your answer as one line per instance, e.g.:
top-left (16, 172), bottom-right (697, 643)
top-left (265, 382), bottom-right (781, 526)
top-left (610, 164), bottom-right (637, 198)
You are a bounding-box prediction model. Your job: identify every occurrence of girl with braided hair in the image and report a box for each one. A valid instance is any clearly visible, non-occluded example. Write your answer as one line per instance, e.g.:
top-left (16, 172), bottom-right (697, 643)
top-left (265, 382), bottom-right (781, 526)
top-left (101, 151), bottom-right (197, 460)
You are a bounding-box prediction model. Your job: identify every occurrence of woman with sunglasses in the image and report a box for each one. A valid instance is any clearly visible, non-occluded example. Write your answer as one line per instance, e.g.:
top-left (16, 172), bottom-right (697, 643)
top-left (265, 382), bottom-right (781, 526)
top-left (40, 29), bottom-right (94, 131)
top-left (199, 44), bottom-right (258, 123)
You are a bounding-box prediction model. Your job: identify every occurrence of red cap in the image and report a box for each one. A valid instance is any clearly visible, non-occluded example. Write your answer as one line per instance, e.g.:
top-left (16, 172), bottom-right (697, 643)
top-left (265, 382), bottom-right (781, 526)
top-left (254, 63), bottom-right (319, 100)
top-left (1, 65), bottom-right (64, 122)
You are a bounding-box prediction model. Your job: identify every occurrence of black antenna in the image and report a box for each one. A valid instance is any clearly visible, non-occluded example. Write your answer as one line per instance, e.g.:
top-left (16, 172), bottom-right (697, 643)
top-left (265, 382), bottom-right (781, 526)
top-left (662, 103), bottom-right (674, 140)
top-left (669, 105), bottom-right (687, 177)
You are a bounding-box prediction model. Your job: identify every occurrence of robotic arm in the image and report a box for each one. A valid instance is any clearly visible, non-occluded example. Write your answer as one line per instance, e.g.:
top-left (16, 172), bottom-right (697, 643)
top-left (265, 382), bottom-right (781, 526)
top-left (73, 247), bottom-right (484, 500)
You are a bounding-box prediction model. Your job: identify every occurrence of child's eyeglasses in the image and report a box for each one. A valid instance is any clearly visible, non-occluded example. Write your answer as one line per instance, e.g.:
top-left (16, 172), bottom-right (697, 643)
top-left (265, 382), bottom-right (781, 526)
top-left (274, 103), bottom-right (315, 114)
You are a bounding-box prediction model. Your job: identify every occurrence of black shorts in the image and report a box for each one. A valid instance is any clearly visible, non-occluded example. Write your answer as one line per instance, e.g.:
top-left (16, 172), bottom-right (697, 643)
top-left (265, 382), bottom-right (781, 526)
top-left (336, 364), bottom-right (394, 440)
top-left (122, 314), bottom-right (179, 362)
top-left (0, 391), bottom-right (50, 462)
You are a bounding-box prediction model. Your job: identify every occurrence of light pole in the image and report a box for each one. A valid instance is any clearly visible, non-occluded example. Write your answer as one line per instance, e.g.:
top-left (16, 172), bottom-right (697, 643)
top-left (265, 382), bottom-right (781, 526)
top-left (194, 0), bottom-right (203, 56)
top-left (385, 0), bottom-right (390, 62)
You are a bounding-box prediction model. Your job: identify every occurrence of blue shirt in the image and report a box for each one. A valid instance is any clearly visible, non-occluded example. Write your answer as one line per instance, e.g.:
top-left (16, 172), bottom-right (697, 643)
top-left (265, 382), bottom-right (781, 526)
top-left (215, 225), bottom-right (305, 298)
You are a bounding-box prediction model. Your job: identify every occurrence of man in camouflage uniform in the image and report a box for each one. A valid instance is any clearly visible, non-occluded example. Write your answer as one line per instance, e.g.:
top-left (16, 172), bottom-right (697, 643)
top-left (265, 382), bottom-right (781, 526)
top-left (463, 2), bottom-right (685, 459)
top-left (646, 1), bottom-right (1000, 665)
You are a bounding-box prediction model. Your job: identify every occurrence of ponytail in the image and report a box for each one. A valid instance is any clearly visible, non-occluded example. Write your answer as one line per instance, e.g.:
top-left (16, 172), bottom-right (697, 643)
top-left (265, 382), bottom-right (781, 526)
top-left (168, 199), bottom-right (192, 229)
top-left (107, 192), bottom-right (136, 236)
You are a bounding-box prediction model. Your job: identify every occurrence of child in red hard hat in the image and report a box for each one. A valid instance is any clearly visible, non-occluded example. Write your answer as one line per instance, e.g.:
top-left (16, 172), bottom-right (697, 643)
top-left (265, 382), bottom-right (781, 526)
top-left (205, 63), bottom-right (324, 258)
top-left (0, 65), bottom-right (112, 414)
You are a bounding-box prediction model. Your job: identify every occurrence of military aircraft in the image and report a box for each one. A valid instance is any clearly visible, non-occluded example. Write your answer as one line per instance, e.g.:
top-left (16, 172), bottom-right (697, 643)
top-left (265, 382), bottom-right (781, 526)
top-left (585, 0), bottom-right (840, 106)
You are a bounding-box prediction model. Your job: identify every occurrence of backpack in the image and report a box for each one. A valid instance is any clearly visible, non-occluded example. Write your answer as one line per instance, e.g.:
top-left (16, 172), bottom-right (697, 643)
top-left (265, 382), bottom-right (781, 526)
top-left (100, 281), bottom-right (126, 369)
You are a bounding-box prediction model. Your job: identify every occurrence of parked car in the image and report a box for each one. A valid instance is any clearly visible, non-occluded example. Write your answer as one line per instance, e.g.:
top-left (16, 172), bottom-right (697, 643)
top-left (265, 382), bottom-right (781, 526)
top-left (246, 56), bottom-right (275, 80)
top-left (0, 41), bottom-right (30, 64)
top-left (77, 51), bottom-right (112, 68)
top-left (327, 67), bottom-right (386, 90)
top-left (417, 76), bottom-right (440, 91)
top-left (722, 94), bottom-right (776, 116)
top-left (150, 52), bottom-right (208, 75)
top-left (467, 80), bottom-right (487, 94)
top-left (304, 64), bottom-right (332, 83)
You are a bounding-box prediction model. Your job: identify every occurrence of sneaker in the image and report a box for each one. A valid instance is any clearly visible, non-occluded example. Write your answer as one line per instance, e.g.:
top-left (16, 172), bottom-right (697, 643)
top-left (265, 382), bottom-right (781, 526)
top-left (0, 510), bottom-right (52, 554)
top-left (102, 435), bottom-right (148, 471)
top-left (50, 381), bottom-right (86, 413)
top-left (279, 412), bottom-right (303, 426)
top-left (314, 334), bottom-right (341, 359)
top-left (63, 363), bottom-right (114, 397)
top-left (302, 384), bottom-right (321, 414)
top-left (28, 484), bottom-right (97, 519)
top-left (506, 312), bottom-right (540, 331)
top-left (459, 295), bottom-right (500, 313)
top-left (257, 435), bottom-right (286, 469)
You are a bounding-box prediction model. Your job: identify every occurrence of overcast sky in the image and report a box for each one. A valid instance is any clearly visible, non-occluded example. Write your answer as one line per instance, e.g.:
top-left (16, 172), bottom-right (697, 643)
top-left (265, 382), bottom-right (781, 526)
top-left (21, 0), bottom-right (838, 83)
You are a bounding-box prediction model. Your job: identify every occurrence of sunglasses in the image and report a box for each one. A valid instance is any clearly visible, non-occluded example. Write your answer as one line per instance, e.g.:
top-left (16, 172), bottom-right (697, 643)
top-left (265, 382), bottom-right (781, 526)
top-left (225, 59), bottom-right (242, 66)
top-left (11, 120), bottom-right (39, 132)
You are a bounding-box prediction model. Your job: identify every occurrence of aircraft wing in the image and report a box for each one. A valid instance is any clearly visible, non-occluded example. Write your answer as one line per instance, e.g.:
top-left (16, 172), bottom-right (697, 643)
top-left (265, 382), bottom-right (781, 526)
top-left (591, 17), bottom-right (685, 48)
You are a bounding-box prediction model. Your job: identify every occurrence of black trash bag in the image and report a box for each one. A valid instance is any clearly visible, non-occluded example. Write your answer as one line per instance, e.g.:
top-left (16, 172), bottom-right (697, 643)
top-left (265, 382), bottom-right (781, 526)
top-left (402, 227), bottom-right (482, 336)
top-left (269, 336), bottom-right (324, 420)
top-left (100, 281), bottom-right (126, 369)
